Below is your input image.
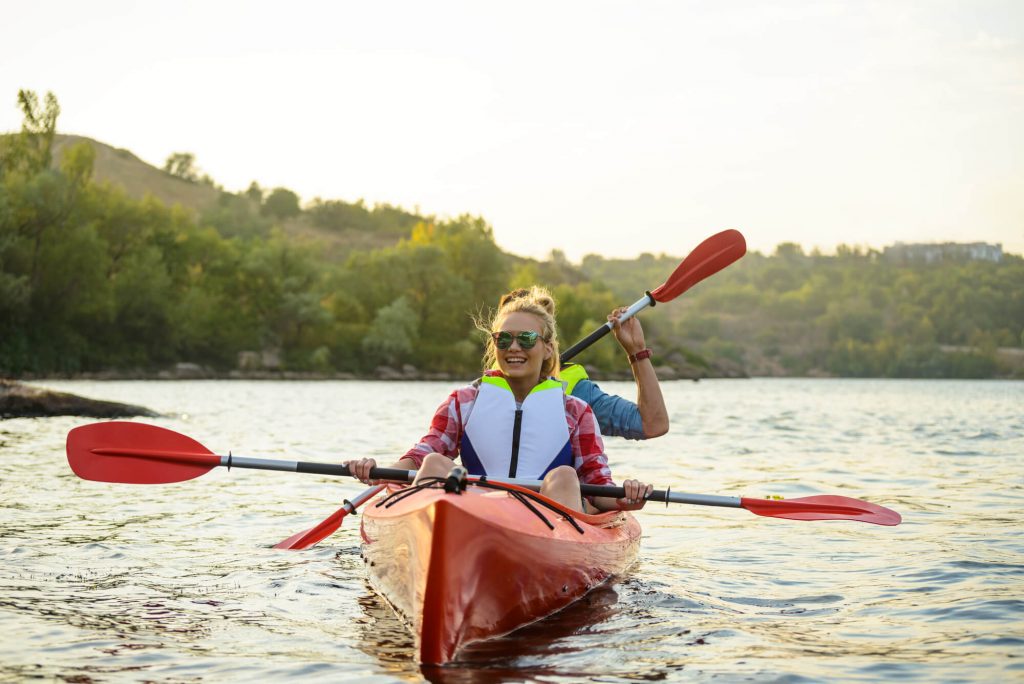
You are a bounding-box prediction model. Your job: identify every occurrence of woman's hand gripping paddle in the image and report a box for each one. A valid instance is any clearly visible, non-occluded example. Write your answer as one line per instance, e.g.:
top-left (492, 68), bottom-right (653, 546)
top-left (560, 228), bottom-right (747, 363)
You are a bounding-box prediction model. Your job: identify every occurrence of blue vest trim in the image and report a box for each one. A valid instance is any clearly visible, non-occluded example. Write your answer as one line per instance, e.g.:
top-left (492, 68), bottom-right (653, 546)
top-left (460, 433), bottom-right (485, 476)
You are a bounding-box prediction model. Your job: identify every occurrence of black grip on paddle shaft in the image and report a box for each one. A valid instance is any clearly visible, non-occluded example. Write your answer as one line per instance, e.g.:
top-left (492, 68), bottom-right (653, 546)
top-left (580, 483), bottom-right (668, 502)
top-left (295, 462), bottom-right (356, 477)
top-left (294, 462), bottom-right (413, 482)
top-left (560, 323), bottom-right (612, 364)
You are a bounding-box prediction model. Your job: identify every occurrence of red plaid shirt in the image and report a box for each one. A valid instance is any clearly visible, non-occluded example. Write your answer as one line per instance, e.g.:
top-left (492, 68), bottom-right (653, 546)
top-left (403, 373), bottom-right (614, 486)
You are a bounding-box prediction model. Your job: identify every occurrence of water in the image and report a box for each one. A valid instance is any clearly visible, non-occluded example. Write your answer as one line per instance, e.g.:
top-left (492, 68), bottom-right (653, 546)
top-left (1, 379), bottom-right (1022, 682)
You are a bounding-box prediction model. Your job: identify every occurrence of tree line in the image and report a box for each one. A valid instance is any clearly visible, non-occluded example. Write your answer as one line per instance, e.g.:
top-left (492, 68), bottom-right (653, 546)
top-left (2, 91), bottom-right (1022, 379)
top-left (582, 244), bottom-right (1024, 378)
top-left (0, 92), bottom-right (625, 377)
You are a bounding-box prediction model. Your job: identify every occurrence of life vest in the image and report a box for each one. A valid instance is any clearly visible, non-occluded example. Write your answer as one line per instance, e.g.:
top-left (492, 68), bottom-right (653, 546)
top-left (460, 375), bottom-right (573, 478)
top-left (558, 362), bottom-right (590, 395)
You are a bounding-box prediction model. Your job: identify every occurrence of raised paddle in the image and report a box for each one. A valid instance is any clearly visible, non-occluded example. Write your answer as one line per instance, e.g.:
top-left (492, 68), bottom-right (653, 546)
top-left (67, 422), bottom-right (901, 526)
top-left (559, 228), bottom-right (746, 363)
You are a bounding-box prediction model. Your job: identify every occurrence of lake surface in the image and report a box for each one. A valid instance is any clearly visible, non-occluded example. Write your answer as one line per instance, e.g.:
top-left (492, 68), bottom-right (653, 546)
top-left (1, 378), bottom-right (1022, 682)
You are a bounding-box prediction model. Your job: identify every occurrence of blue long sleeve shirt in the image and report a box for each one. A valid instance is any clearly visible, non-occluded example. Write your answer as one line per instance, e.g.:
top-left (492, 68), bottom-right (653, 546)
top-left (570, 378), bottom-right (646, 440)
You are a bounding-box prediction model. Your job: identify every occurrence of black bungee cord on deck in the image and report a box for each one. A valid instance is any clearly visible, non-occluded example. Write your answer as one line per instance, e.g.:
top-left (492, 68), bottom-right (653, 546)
top-left (374, 475), bottom-right (586, 535)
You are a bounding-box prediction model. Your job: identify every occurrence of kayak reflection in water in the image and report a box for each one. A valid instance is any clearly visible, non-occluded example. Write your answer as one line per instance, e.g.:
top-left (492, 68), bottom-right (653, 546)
top-left (346, 286), bottom-right (653, 514)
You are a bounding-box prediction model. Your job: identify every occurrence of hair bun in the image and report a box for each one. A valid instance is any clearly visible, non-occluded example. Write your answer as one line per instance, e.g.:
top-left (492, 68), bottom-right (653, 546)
top-left (498, 288), bottom-right (530, 308)
top-left (499, 286), bottom-right (555, 316)
top-left (532, 291), bottom-right (556, 317)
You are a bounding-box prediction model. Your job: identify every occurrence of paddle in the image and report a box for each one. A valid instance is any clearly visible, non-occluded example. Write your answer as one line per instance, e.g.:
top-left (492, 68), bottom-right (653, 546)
top-left (67, 422), bottom-right (901, 526)
top-left (559, 228), bottom-right (746, 363)
top-left (273, 484), bottom-right (385, 549)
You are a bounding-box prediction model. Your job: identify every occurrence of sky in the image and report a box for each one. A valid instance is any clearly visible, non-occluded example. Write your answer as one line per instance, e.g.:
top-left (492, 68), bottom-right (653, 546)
top-left (2, 0), bottom-right (1022, 260)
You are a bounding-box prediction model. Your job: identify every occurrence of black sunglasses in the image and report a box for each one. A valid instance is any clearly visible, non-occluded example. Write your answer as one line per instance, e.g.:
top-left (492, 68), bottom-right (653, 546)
top-left (491, 330), bottom-right (542, 350)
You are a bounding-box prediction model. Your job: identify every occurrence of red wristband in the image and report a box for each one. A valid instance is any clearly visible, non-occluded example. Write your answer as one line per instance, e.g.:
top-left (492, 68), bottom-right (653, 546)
top-left (628, 349), bottom-right (652, 364)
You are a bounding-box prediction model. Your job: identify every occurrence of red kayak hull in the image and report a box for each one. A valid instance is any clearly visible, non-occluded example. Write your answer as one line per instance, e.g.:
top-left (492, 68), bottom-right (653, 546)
top-left (360, 484), bottom-right (641, 664)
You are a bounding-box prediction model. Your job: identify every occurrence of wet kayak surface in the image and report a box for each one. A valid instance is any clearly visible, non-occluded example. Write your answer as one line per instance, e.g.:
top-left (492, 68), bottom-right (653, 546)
top-left (2, 378), bottom-right (1022, 682)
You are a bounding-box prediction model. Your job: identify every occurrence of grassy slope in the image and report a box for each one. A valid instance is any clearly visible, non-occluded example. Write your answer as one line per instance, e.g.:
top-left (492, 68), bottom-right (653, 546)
top-left (52, 134), bottom-right (222, 213)
top-left (50, 134), bottom-right (402, 260)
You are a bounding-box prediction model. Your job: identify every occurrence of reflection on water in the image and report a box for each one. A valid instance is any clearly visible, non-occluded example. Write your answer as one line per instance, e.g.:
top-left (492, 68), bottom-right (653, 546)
top-left (1, 379), bottom-right (1023, 681)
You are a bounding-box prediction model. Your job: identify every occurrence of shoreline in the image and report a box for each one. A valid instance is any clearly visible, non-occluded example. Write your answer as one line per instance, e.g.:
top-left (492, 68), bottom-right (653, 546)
top-left (9, 370), bottom-right (705, 383)
top-left (9, 361), bottom-right (745, 383)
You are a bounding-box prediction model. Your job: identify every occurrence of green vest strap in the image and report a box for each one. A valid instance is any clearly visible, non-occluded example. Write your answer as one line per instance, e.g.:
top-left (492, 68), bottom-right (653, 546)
top-left (558, 363), bottom-right (590, 395)
top-left (480, 374), bottom-right (563, 395)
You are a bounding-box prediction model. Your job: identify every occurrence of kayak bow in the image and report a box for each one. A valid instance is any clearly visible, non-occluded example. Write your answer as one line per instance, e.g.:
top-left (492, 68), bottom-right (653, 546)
top-left (360, 481), bottom-right (641, 664)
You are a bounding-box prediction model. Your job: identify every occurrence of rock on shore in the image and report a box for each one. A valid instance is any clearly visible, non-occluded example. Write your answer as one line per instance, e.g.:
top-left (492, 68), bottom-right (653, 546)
top-left (0, 380), bottom-right (159, 419)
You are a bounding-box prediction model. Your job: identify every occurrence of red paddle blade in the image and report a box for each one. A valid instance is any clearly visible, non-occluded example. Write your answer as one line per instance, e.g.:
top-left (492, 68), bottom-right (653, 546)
top-left (740, 495), bottom-right (902, 526)
top-left (649, 229), bottom-right (746, 303)
top-left (274, 484), bottom-right (387, 550)
top-left (274, 513), bottom-right (346, 550)
top-left (67, 421), bottom-right (218, 484)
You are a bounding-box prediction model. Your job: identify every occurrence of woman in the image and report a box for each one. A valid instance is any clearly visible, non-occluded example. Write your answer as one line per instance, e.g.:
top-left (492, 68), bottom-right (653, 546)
top-left (346, 286), bottom-right (652, 513)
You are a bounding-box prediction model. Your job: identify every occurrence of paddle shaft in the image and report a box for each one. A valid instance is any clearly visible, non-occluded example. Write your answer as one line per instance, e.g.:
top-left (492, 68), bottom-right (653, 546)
top-left (91, 447), bottom-right (748, 507)
top-left (73, 420), bottom-right (898, 524)
top-left (560, 292), bottom-right (654, 364)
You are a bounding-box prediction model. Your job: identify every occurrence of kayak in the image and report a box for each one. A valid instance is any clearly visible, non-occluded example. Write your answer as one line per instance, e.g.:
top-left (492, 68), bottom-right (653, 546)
top-left (359, 479), bottom-right (642, 664)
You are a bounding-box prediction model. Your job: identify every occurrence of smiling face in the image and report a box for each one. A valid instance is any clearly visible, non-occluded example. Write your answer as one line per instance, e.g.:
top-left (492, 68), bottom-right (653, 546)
top-left (493, 311), bottom-right (553, 384)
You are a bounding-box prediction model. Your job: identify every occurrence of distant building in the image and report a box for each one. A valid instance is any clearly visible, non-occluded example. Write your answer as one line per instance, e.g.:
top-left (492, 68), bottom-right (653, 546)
top-left (883, 242), bottom-right (1003, 264)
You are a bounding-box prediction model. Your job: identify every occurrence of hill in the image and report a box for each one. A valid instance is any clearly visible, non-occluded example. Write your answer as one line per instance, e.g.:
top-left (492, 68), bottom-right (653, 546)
top-left (49, 134), bottom-right (408, 261)
top-left (52, 135), bottom-right (222, 213)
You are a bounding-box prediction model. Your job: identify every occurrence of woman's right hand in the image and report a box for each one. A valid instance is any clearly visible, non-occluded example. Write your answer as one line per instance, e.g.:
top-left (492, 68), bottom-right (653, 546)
top-left (344, 457), bottom-right (378, 484)
top-left (616, 479), bottom-right (654, 511)
top-left (608, 306), bottom-right (646, 356)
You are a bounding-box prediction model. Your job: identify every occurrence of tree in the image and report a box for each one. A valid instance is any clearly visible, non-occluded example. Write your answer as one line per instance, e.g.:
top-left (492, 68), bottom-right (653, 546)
top-left (202, 192), bottom-right (271, 238)
top-left (308, 198), bottom-right (374, 232)
top-left (1, 90), bottom-right (59, 183)
top-left (262, 187), bottom-right (301, 219)
top-left (408, 215), bottom-right (510, 306)
top-left (234, 232), bottom-right (331, 359)
top-left (362, 296), bottom-right (419, 366)
top-left (774, 242), bottom-right (805, 259)
top-left (245, 181), bottom-right (263, 203)
top-left (163, 152), bottom-right (199, 181)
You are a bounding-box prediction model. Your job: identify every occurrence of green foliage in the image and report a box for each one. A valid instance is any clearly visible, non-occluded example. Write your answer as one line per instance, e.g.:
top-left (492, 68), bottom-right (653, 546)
top-left (245, 181), bottom-right (263, 203)
top-left (201, 191), bottom-right (271, 239)
top-left (363, 296), bottom-right (419, 366)
top-left (1, 90), bottom-right (60, 177)
top-left (625, 245), bottom-right (1024, 379)
top-left (576, 244), bottom-right (1024, 378)
top-left (306, 198), bottom-right (422, 235)
top-left (409, 216), bottom-right (510, 308)
top-left (261, 187), bottom-right (301, 220)
top-left (3, 90), bottom-right (1021, 379)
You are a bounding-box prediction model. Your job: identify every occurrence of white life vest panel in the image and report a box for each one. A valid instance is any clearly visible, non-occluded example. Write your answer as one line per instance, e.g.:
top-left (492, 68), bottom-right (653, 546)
top-left (460, 375), bottom-right (573, 478)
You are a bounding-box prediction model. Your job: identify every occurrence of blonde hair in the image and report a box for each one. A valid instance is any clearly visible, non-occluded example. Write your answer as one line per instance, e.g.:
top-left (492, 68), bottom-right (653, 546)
top-left (479, 286), bottom-right (561, 379)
